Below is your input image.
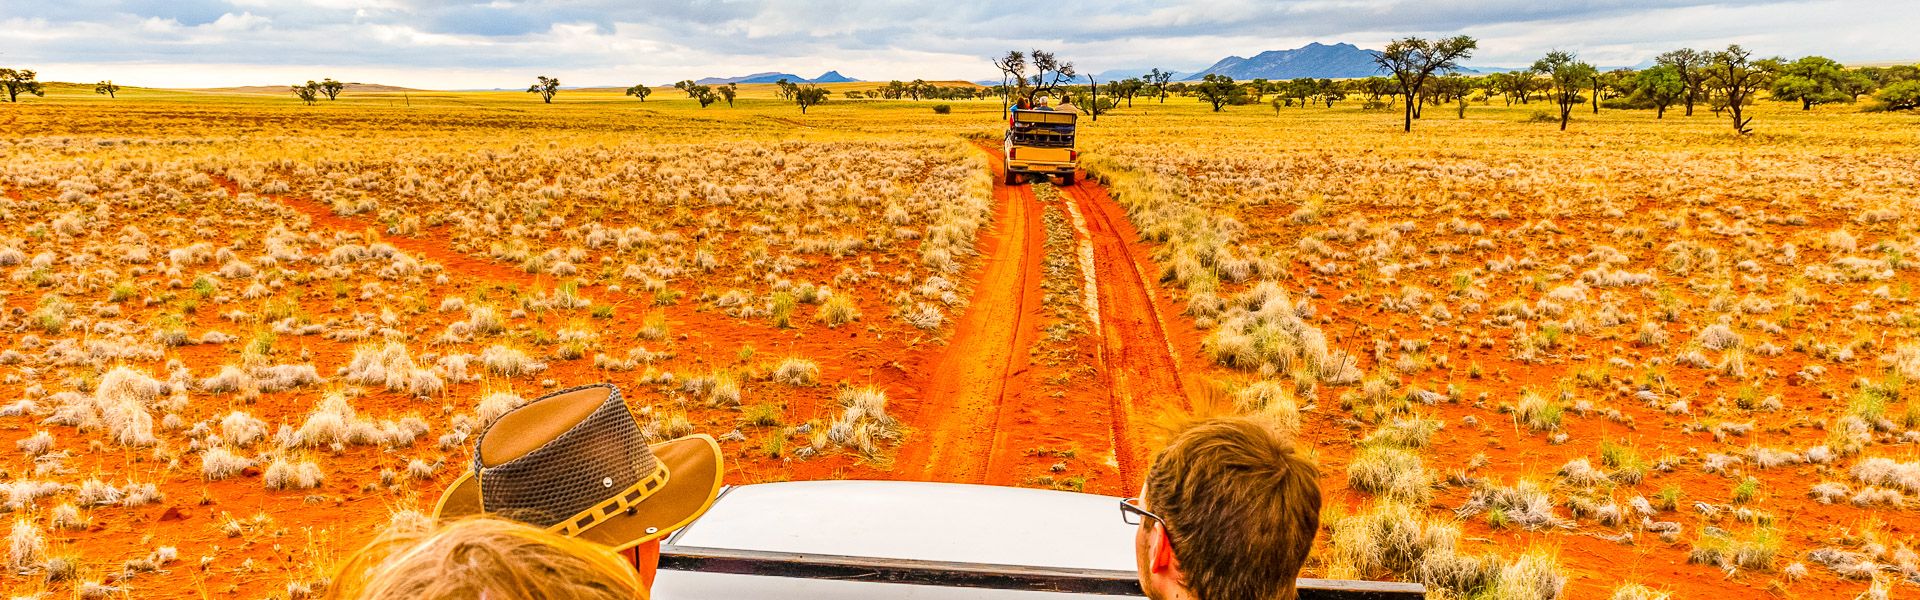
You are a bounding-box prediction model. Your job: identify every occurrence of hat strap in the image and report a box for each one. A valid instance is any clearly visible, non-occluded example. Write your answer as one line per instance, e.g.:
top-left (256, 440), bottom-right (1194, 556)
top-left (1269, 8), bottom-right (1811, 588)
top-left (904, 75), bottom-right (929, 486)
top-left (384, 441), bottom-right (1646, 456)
top-left (546, 464), bottom-right (671, 538)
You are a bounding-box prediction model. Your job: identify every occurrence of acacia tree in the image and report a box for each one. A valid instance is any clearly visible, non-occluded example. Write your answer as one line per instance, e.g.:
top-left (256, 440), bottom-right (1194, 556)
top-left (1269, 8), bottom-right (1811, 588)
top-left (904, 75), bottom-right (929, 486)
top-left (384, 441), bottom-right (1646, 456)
top-left (1372, 35), bottom-right (1478, 131)
top-left (527, 76), bottom-right (560, 103)
top-left (1880, 81), bottom-right (1920, 111)
top-left (1192, 74), bottom-right (1245, 111)
top-left (1110, 77), bottom-right (1144, 107)
top-left (673, 80), bottom-right (699, 97)
top-left (1147, 68), bottom-right (1174, 103)
top-left (1771, 55), bottom-right (1848, 110)
top-left (1837, 71), bottom-right (1878, 102)
top-left (94, 80), bottom-right (121, 99)
top-left (1533, 50), bottom-right (1596, 131)
top-left (291, 81), bottom-right (321, 105)
top-left (1634, 65), bottom-right (1686, 118)
top-left (1, 68), bottom-right (46, 102)
top-left (992, 49), bottom-right (1076, 107)
top-left (1320, 79), bottom-right (1346, 107)
top-left (1706, 45), bottom-right (1775, 134)
top-left (1592, 69), bottom-right (1632, 114)
top-left (1656, 49), bottom-right (1708, 116)
top-left (719, 83), bottom-right (737, 107)
top-left (793, 85), bottom-right (828, 114)
top-left (319, 78), bottom-right (345, 101)
top-left (625, 84), bottom-right (651, 101)
top-left (691, 84), bottom-right (718, 107)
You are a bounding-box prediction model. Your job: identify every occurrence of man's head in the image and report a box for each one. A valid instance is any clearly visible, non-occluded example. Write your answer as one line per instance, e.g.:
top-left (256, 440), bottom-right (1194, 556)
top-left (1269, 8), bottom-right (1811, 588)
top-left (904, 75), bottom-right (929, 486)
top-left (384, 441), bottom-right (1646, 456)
top-left (1133, 417), bottom-right (1321, 600)
top-left (1036, 95), bottom-right (1051, 107)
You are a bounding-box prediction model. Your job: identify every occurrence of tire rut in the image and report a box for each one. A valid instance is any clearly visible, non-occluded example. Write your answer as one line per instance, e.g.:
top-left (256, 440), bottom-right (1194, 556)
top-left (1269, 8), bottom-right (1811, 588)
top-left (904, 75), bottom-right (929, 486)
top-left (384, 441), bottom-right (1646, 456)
top-left (1062, 174), bottom-right (1194, 493)
top-left (895, 143), bottom-right (1045, 484)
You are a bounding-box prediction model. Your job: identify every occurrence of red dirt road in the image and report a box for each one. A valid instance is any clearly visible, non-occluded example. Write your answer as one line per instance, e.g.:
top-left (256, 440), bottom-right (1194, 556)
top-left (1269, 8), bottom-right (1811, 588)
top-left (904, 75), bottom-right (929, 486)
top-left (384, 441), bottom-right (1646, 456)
top-left (1062, 178), bottom-right (1195, 491)
top-left (896, 144), bottom-right (1047, 484)
top-left (895, 144), bottom-right (1194, 494)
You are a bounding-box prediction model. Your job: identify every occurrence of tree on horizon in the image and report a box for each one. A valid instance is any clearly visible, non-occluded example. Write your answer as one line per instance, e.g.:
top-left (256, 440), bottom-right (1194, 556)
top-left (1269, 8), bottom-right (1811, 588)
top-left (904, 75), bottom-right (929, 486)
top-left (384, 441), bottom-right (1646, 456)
top-left (527, 76), bottom-right (560, 103)
top-left (1373, 36), bottom-right (1478, 132)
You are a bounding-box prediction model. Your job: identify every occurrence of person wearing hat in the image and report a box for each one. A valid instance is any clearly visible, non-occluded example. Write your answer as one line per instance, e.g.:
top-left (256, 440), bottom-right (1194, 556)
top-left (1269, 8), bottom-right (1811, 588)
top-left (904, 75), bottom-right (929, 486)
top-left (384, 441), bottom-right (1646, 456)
top-left (330, 383), bottom-right (724, 598)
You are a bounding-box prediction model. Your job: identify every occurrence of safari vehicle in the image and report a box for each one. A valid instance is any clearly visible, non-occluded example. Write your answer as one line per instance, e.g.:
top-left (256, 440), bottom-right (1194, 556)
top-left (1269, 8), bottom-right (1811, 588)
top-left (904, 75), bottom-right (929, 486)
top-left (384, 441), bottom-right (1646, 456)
top-left (1005, 109), bottom-right (1079, 186)
top-left (653, 480), bottom-right (1425, 599)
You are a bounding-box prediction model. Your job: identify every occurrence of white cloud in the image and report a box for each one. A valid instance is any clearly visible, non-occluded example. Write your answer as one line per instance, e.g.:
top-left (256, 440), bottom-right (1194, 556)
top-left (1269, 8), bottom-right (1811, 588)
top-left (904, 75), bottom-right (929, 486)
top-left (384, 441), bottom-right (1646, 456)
top-left (4, 0), bottom-right (1915, 88)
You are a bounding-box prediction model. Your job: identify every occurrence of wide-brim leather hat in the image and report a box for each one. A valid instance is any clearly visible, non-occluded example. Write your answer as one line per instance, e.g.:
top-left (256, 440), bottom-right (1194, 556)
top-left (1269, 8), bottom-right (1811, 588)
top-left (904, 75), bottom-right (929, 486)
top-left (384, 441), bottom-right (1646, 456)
top-left (434, 383), bottom-right (722, 550)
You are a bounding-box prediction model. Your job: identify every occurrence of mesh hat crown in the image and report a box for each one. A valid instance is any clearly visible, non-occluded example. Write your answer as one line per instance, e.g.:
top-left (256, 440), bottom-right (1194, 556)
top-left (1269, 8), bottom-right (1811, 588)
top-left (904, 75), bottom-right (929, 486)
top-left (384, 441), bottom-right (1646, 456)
top-left (436, 383), bottom-right (724, 548)
top-left (475, 384), bottom-right (662, 532)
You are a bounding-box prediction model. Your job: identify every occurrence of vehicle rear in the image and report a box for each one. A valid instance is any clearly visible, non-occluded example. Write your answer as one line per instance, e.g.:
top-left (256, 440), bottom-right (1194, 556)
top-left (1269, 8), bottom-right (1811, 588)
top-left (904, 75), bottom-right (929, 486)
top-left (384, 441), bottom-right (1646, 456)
top-left (1005, 109), bottom-right (1078, 186)
top-left (649, 480), bottom-right (1425, 600)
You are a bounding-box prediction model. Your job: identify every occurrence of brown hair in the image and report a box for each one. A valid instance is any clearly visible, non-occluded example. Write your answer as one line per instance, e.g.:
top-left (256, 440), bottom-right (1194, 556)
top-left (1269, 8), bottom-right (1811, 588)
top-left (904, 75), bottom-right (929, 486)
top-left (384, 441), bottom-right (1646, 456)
top-left (324, 516), bottom-right (645, 600)
top-left (1145, 416), bottom-right (1322, 600)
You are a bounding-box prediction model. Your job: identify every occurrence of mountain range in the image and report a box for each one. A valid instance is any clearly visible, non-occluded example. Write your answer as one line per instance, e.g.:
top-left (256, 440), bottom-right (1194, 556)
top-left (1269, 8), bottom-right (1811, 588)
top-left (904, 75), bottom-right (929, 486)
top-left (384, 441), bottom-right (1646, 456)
top-left (1183, 42), bottom-right (1392, 80)
top-left (983, 43), bottom-right (1490, 87)
top-left (693, 71), bottom-right (858, 85)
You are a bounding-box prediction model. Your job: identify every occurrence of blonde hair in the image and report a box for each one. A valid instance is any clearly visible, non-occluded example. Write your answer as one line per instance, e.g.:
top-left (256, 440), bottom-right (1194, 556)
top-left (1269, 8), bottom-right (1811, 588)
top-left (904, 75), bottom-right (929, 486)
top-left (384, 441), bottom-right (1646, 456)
top-left (325, 516), bottom-right (645, 600)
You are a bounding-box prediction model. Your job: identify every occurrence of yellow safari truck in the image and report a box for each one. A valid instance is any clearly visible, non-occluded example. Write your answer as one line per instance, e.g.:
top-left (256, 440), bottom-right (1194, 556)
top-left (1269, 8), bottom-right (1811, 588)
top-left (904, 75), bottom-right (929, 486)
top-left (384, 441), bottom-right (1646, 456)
top-left (1004, 109), bottom-right (1078, 186)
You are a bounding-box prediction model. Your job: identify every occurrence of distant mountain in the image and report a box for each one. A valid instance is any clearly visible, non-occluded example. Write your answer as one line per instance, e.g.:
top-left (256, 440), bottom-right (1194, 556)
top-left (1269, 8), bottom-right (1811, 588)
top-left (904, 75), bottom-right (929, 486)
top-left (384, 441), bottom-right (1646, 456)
top-left (1089, 68), bottom-right (1184, 82)
top-left (696, 72), bottom-right (803, 85)
top-left (1184, 42), bottom-right (1387, 81)
top-left (198, 82), bottom-right (423, 94)
top-left (695, 71), bottom-right (860, 85)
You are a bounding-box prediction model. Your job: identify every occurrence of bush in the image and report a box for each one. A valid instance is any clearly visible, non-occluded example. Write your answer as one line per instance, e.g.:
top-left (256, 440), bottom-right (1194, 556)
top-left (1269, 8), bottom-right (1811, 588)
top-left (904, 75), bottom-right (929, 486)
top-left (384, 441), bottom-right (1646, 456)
top-left (1877, 81), bottom-right (1920, 112)
top-left (1347, 444), bottom-right (1432, 503)
top-left (818, 295), bottom-right (860, 327)
top-left (932, 104), bottom-right (952, 114)
top-left (1515, 390), bottom-right (1562, 431)
top-left (773, 358), bottom-right (819, 386)
top-left (1689, 526), bottom-right (1780, 571)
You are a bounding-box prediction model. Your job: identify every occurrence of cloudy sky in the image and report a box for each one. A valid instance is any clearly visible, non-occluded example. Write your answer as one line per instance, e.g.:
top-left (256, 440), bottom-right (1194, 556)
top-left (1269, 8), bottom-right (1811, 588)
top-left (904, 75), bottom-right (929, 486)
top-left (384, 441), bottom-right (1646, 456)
top-left (2, 0), bottom-right (1915, 89)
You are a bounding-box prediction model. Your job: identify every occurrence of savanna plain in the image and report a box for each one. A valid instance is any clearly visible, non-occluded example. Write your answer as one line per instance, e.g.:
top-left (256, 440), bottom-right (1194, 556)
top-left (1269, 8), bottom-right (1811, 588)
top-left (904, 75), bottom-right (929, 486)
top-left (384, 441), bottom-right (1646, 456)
top-left (2, 82), bottom-right (1919, 600)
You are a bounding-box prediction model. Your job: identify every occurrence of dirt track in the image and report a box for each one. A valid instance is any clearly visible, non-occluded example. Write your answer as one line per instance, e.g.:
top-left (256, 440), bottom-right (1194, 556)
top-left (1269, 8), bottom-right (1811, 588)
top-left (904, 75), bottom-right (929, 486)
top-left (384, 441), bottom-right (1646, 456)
top-left (1061, 177), bottom-right (1194, 491)
top-left (895, 143), bottom-right (1192, 494)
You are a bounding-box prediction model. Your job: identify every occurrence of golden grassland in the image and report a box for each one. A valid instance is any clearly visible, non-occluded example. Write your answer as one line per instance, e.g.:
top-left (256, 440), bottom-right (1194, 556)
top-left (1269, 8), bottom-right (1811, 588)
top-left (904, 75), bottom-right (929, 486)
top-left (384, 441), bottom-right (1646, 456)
top-left (3, 86), bottom-right (1919, 599)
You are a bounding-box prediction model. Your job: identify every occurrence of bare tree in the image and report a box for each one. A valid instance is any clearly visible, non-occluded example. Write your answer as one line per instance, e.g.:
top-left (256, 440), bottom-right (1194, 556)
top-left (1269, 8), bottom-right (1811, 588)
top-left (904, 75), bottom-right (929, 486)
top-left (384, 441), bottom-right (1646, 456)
top-left (625, 84), bottom-right (652, 101)
top-left (94, 80), bottom-right (121, 99)
top-left (319, 78), bottom-right (345, 101)
top-left (1372, 36), bottom-right (1478, 132)
top-left (992, 51), bottom-right (1024, 116)
top-left (527, 76), bottom-right (560, 103)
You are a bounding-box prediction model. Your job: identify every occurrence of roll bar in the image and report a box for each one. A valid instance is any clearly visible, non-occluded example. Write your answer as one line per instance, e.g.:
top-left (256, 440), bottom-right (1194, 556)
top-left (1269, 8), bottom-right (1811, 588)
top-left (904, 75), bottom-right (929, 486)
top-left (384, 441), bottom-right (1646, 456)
top-left (659, 545), bottom-right (1426, 599)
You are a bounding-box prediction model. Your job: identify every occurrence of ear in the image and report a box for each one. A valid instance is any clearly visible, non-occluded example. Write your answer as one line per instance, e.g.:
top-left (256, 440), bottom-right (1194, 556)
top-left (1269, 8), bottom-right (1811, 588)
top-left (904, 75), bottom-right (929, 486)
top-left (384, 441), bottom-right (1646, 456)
top-left (1148, 523), bottom-right (1184, 579)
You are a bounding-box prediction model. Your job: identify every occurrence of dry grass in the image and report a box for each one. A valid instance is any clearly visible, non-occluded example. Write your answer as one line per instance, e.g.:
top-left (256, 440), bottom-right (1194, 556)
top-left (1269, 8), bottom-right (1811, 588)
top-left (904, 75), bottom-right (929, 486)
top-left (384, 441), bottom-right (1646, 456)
top-left (4, 79), bottom-right (1917, 597)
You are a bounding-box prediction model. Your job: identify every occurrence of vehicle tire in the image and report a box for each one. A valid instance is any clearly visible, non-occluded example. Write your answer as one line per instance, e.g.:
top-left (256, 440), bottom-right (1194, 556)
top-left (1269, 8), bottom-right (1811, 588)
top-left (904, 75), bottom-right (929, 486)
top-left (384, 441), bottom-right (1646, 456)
top-left (1060, 173), bottom-right (1076, 186)
top-left (1005, 171), bottom-right (1019, 186)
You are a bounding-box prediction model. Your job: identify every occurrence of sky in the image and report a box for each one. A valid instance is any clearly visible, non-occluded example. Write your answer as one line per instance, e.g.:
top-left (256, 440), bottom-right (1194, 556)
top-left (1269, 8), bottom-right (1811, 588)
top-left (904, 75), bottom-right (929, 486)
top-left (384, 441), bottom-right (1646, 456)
top-left (2, 0), bottom-right (1916, 89)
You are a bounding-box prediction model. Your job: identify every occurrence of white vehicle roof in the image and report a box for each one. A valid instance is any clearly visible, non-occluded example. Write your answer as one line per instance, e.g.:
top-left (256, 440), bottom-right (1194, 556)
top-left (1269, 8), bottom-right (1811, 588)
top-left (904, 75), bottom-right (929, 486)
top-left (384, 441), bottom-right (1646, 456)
top-left (653, 480), bottom-right (1138, 599)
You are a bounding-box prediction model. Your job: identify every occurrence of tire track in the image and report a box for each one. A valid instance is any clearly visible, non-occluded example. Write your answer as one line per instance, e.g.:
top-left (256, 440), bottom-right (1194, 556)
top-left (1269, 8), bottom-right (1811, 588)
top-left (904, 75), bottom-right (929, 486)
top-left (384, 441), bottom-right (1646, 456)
top-left (896, 143), bottom-right (1045, 484)
top-left (1062, 173), bottom-right (1194, 493)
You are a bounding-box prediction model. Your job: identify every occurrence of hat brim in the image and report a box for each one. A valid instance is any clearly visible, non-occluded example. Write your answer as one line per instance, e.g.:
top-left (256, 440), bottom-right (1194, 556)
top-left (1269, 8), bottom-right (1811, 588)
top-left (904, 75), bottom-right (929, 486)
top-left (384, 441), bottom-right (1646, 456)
top-left (434, 434), bottom-right (724, 550)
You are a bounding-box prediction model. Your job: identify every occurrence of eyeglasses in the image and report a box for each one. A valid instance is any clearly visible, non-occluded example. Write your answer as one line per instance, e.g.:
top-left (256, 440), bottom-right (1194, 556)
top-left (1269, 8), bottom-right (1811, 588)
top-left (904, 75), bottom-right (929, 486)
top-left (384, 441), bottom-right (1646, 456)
top-left (1119, 497), bottom-right (1165, 528)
